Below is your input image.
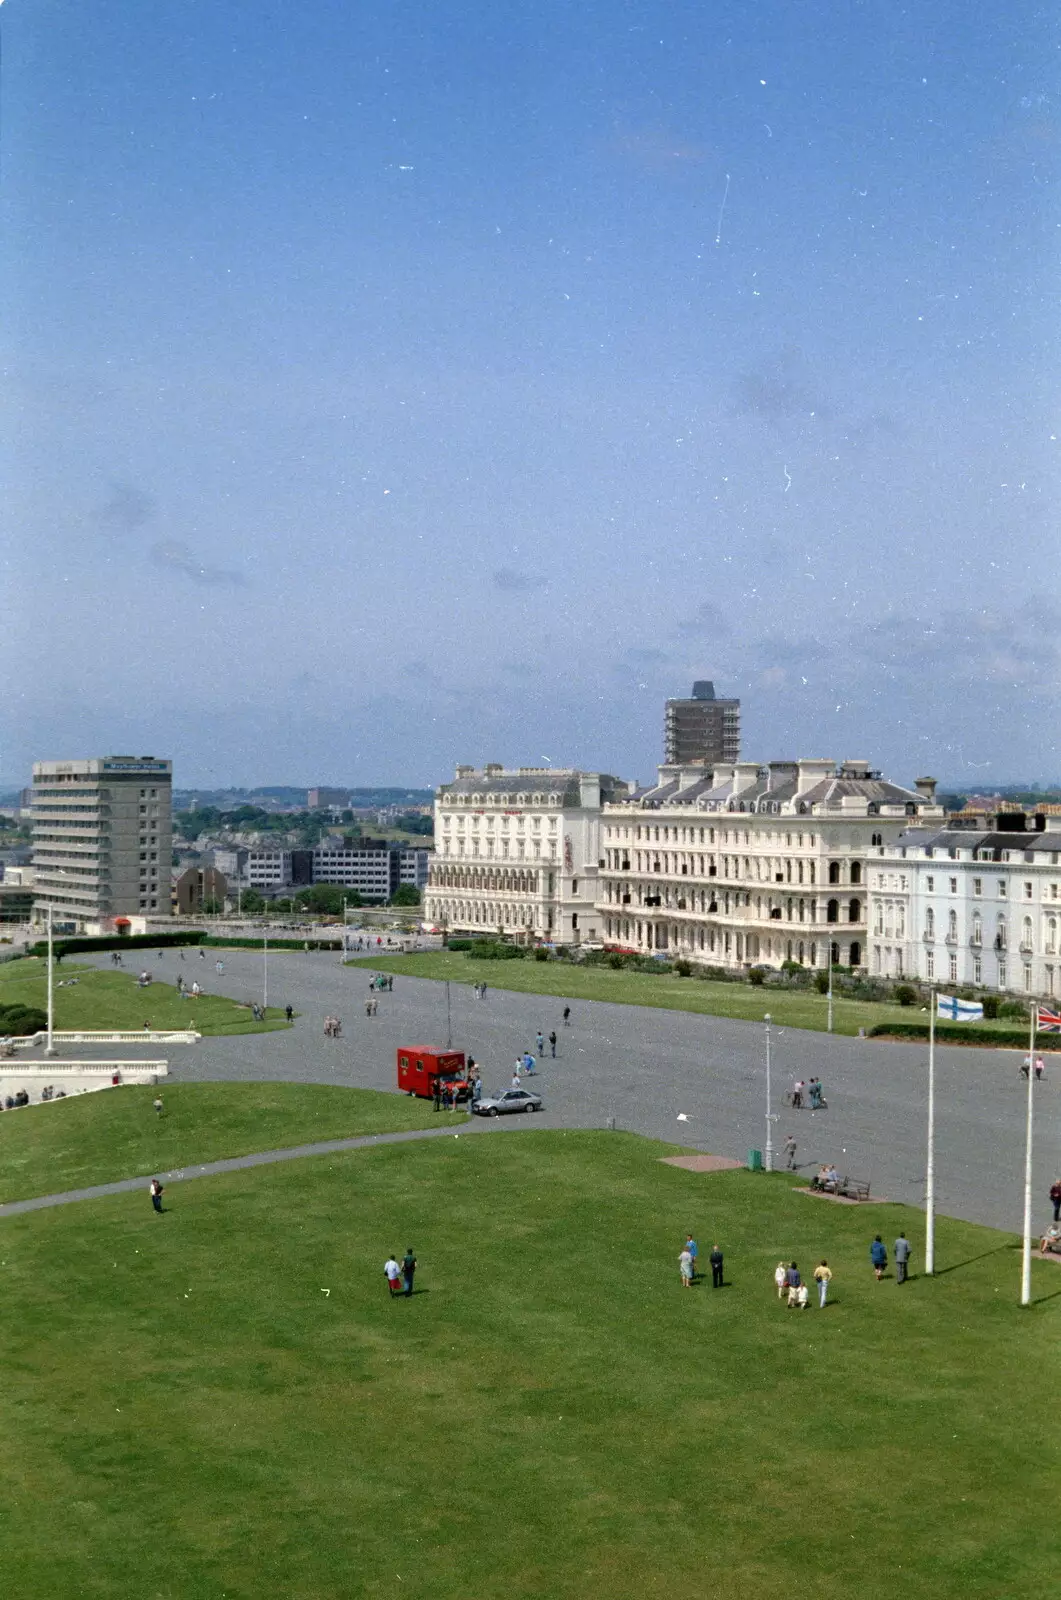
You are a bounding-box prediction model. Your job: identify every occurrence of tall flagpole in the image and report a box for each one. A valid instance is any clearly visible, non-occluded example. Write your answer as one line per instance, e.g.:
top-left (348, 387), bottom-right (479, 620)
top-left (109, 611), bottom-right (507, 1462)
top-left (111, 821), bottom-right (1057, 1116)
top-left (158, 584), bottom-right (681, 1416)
top-left (45, 903), bottom-right (57, 1057)
top-left (925, 987), bottom-right (936, 1275)
top-left (1020, 1002), bottom-right (1036, 1306)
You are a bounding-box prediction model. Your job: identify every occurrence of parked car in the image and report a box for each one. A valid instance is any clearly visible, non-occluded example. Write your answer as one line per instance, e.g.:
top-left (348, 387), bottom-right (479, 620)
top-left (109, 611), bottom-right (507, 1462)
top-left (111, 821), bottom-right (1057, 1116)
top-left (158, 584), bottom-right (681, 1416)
top-left (471, 1088), bottom-right (543, 1117)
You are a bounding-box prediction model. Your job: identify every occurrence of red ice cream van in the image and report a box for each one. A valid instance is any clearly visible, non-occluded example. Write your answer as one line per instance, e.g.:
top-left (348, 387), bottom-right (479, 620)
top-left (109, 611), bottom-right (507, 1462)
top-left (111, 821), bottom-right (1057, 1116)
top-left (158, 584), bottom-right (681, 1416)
top-left (397, 1046), bottom-right (470, 1101)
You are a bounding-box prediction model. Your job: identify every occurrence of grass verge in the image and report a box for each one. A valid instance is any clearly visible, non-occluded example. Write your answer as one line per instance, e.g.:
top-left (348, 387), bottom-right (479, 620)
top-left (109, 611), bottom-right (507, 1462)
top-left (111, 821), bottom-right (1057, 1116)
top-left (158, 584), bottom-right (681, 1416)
top-left (0, 958), bottom-right (288, 1037)
top-left (0, 1130), bottom-right (1055, 1598)
top-left (0, 1082), bottom-right (441, 1203)
top-left (347, 951), bottom-right (1031, 1041)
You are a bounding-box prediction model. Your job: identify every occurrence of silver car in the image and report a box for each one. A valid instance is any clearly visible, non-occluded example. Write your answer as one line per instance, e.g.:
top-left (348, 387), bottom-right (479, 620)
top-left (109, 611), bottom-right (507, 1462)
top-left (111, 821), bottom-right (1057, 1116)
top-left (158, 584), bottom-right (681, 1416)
top-left (472, 1087), bottom-right (543, 1117)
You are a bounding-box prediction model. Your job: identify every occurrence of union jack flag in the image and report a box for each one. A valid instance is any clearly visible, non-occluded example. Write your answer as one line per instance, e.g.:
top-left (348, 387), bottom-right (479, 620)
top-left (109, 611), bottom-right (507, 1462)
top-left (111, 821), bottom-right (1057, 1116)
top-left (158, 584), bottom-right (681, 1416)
top-left (1037, 1006), bottom-right (1061, 1033)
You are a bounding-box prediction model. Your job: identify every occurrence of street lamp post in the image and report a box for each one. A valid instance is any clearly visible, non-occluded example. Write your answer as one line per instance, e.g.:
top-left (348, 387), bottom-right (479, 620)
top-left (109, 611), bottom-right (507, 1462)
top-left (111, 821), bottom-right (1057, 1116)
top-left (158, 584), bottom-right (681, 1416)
top-left (764, 1011), bottom-right (774, 1172)
top-left (827, 944), bottom-right (834, 1034)
top-left (925, 989), bottom-right (936, 1275)
top-left (45, 903), bottom-right (57, 1056)
top-left (263, 921), bottom-right (269, 1012)
top-left (1020, 1002), bottom-right (1037, 1307)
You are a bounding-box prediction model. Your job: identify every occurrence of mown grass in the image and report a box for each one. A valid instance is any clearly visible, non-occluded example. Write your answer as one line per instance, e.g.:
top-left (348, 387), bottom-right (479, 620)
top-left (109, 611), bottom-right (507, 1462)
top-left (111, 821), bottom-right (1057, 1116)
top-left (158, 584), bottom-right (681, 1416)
top-left (346, 950), bottom-right (973, 1038)
top-left (0, 1129), bottom-right (1054, 1598)
top-left (0, 957), bottom-right (287, 1037)
top-left (0, 1082), bottom-right (442, 1203)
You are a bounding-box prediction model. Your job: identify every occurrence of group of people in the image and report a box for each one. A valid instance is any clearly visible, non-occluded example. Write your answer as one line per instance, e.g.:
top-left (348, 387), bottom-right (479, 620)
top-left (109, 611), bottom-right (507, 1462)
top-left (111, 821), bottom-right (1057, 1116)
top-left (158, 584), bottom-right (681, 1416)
top-left (774, 1260), bottom-right (833, 1309)
top-left (323, 1016), bottom-right (343, 1038)
top-left (1021, 1055), bottom-right (1046, 1081)
top-left (369, 974), bottom-right (394, 992)
top-left (679, 1235), bottom-right (725, 1288)
top-left (176, 977), bottom-right (202, 999)
top-left (809, 1163), bottom-right (841, 1191)
top-left (384, 1249), bottom-right (418, 1297)
top-left (790, 1077), bottom-right (826, 1110)
top-left (1, 1087), bottom-right (45, 1109)
top-left (472, 982), bottom-right (489, 1000)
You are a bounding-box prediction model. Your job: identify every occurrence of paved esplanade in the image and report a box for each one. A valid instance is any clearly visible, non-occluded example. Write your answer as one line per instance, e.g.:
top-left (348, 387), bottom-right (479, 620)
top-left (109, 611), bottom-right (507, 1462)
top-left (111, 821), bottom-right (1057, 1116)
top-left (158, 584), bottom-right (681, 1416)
top-left (72, 947), bottom-right (1060, 1234)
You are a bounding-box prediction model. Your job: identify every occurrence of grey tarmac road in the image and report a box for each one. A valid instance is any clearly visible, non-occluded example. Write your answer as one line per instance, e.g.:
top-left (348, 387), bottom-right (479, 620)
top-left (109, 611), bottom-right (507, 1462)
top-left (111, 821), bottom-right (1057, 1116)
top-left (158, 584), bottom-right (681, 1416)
top-left (53, 947), bottom-right (1061, 1235)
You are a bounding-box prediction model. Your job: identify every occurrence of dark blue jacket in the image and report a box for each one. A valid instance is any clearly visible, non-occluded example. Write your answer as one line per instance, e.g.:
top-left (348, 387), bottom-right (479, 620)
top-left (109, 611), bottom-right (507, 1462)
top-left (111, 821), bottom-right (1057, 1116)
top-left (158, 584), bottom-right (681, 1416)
top-left (870, 1240), bottom-right (887, 1267)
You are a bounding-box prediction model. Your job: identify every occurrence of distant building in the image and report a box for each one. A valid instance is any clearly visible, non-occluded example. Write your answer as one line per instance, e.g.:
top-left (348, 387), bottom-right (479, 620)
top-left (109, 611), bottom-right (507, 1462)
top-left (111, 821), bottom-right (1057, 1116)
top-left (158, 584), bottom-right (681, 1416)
top-left (425, 765), bottom-right (634, 943)
top-left (312, 836), bottom-right (430, 901)
top-left (664, 681), bottom-right (740, 766)
top-left (0, 882), bottom-right (33, 923)
top-left (32, 757), bottom-right (173, 931)
top-left (307, 787), bottom-right (350, 810)
top-left (173, 866), bottom-right (228, 916)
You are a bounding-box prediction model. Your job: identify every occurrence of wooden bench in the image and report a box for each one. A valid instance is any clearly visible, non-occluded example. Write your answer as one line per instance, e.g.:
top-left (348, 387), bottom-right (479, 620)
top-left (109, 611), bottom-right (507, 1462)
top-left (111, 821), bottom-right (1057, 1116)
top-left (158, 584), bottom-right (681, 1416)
top-left (837, 1175), bottom-right (871, 1202)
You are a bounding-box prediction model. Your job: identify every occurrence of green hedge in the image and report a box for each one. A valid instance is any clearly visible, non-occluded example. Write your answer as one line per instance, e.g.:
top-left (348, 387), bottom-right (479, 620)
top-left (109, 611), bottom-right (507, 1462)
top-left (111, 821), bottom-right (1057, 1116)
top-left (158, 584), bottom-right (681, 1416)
top-left (0, 1004), bottom-right (47, 1036)
top-left (869, 1021), bottom-right (1061, 1049)
top-left (27, 931), bottom-right (206, 960)
top-left (469, 940), bottom-right (525, 960)
top-left (199, 936), bottom-right (341, 952)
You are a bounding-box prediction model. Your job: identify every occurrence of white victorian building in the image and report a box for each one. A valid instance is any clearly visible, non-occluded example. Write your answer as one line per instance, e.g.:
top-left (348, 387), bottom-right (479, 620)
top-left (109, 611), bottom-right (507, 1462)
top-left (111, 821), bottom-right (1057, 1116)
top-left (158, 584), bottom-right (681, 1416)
top-left (425, 766), bottom-right (633, 944)
top-left (870, 812), bottom-right (1061, 998)
top-left (598, 760), bottom-right (944, 972)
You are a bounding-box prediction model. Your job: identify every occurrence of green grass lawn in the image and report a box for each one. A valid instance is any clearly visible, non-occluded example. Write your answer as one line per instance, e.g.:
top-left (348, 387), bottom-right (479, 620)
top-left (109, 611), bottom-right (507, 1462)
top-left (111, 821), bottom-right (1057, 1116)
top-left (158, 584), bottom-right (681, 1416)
top-left (0, 1128), bottom-right (1054, 1598)
top-left (347, 950), bottom-right (996, 1039)
top-left (0, 957), bottom-right (288, 1037)
top-left (0, 1082), bottom-right (441, 1204)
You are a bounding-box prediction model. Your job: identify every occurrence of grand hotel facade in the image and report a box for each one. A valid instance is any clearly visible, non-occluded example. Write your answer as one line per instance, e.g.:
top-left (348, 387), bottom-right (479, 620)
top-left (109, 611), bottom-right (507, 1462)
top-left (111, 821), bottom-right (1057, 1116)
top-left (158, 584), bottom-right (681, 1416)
top-left (598, 759), bottom-right (944, 972)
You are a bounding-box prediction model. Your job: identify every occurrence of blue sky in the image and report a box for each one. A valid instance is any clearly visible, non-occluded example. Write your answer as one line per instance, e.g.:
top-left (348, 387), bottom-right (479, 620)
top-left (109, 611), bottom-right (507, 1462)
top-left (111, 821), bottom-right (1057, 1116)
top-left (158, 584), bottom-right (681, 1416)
top-left (3, 1), bottom-right (1058, 788)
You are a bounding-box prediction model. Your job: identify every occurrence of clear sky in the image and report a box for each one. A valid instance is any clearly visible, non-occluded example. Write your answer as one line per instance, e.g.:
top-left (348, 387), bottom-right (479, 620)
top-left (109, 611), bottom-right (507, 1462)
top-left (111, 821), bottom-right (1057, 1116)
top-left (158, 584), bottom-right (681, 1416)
top-left (3, 1), bottom-right (1058, 789)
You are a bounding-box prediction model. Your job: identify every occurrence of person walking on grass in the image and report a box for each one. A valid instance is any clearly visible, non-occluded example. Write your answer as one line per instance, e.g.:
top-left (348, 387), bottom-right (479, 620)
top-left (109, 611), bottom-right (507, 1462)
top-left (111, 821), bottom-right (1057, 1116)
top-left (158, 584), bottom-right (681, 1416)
top-left (774, 1261), bottom-right (788, 1300)
top-left (813, 1260), bottom-right (832, 1308)
top-left (384, 1256), bottom-right (402, 1297)
top-left (785, 1262), bottom-right (802, 1308)
top-left (402, 1247), bottom-right (417, 1297)
top-left (149, 1178), bottom-right (164, 1214)
top-left (894, 1232), bottom-right (911, 1284)
top-left (870, 1235), bottom-right (888, 1281)
top-left (684, 1235), bottom-right (698, 1282)
top-left (709, 1243), bottom-right (724, 1289)
top-left (679, 1247), bottom-right (694, 1288)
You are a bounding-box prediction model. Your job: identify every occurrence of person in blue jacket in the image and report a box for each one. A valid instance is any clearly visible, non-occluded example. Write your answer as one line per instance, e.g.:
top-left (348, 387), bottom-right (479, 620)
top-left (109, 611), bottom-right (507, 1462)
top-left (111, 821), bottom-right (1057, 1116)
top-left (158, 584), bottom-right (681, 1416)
top-left (870, 1235), bottom-right (888, 1281)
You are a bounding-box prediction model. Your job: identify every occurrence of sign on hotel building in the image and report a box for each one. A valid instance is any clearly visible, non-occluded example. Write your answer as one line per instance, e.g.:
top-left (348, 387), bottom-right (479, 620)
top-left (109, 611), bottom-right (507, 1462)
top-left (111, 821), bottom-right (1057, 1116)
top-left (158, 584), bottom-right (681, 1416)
top-left (598, 760), bottom-right (943, 972)
top-left (425, 766), bottom-right (633, 943)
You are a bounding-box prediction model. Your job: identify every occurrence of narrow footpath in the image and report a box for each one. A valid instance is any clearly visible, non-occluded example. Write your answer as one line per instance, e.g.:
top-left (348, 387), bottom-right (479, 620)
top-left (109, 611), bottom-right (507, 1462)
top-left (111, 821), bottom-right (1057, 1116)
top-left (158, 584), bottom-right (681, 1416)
top-left (0, 1119), bottom-right (505, 1220)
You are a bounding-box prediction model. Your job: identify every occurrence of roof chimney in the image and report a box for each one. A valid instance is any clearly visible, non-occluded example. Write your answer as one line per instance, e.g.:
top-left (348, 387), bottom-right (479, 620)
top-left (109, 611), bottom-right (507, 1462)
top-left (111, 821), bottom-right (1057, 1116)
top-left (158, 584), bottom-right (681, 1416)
top-left (914, 777), bottom-right (938, 802)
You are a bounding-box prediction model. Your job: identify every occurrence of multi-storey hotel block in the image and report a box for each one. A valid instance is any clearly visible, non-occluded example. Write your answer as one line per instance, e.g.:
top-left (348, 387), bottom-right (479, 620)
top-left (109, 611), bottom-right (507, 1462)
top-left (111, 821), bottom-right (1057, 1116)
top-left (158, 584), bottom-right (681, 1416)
top-left (871, 812), bottom-right (1061, 997)
top-left (424, 766), bottom-right (633, 943)
top-left (598, 759), bottom-right (943, 972)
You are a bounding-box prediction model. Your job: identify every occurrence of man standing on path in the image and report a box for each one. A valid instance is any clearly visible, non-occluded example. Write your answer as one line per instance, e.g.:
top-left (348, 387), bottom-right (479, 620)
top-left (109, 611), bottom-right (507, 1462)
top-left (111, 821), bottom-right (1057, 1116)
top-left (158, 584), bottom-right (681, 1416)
top-left (285, 1005), bottom-right (294, 1023)
top-left (384, 1255), bottom-right (402, 1297)
top-left (813, 1260), bottom-right (832, 1308)
top-left (709, 1243), bottom-right (724, 1288)
top-left (402, 1247), bottom-right (417, 1297)
top-left (535, 1031), bottom-right (545, 1058)
top-left (548, 1030), bottom-right (557, 1058)
top-left (562, 1006), bottom-right (571, 1026)
top-left (894, 1233), bottom-right (911, 1283)
top-left (783, 1134), bottom-right (797, 1170)
top-left (150, 1178), bottom-right (164, 1214)
top-left (1051, 1179), bottom-right (1061, 1223)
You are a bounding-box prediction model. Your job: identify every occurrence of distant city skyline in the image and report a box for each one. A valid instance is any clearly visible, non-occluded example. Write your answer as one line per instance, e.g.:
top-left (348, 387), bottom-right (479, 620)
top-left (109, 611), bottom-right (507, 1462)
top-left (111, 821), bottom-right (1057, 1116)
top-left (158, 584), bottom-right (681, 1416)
top-left (3, 3), bottom-right (1056, 788)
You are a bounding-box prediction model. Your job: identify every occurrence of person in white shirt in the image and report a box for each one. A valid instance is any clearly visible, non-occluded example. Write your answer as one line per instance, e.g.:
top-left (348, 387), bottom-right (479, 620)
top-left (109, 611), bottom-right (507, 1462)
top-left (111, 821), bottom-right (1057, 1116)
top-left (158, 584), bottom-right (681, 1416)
top-left (384, 1256), bottom-right (402, 1297)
